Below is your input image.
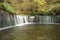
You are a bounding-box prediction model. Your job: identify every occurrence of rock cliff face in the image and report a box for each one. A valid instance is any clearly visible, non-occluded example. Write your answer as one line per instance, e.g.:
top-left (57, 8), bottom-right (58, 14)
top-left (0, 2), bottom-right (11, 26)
top-left (0, 0), bottom-right (60, 28)
top-left (0, 8), bottom-right (15, 28)
top-left (0, 9), bottom-right (60, 28)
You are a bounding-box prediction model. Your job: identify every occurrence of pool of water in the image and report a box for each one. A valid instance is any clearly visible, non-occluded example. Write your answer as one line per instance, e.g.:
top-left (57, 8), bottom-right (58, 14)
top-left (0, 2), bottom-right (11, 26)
top-left (0, 24), bottom-right (60, 40)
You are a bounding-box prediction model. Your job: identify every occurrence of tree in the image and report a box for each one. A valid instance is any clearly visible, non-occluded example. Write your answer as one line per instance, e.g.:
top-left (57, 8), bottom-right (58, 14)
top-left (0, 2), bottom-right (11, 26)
top-left (2, 0), bottom-right (60, 15)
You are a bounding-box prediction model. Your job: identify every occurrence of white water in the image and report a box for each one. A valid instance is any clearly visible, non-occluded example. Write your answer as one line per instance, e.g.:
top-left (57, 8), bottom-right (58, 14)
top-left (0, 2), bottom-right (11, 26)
top-left (0, 15), bottom-right (60, 31)
top-left (0, 15), bottom-right (35, 30)
top-left (14, 16), bottom-right (28, 24)
top-left (14, 15), bottom-right (35, 25)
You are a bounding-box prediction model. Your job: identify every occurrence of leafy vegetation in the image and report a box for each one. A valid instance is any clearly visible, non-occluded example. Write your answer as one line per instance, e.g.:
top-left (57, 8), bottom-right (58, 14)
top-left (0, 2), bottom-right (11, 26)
top-left (0, 0), bottom-right (60, 15)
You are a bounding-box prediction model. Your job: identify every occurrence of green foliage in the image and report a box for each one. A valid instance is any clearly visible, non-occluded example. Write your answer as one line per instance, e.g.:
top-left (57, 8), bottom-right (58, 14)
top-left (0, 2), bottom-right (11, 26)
top-left (1, 0), bottom-right (60, 15)
top-left (2, 3), bottom-right (19, 14)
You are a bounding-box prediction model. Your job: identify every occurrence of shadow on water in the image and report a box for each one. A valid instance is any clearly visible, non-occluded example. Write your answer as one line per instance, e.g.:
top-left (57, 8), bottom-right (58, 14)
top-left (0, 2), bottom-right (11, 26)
top-left (0, 24), bottom-right (60, 40)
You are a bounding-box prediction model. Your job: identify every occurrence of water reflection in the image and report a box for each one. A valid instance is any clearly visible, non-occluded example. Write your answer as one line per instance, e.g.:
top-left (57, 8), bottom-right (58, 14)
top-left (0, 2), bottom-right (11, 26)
top-left (0, 24), bottom-right (60, 40)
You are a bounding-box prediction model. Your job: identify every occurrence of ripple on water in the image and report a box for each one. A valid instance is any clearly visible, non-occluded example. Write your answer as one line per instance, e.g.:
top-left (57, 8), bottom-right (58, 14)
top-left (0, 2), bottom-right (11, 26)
top-left (0, 24), bottom-right (60, 40)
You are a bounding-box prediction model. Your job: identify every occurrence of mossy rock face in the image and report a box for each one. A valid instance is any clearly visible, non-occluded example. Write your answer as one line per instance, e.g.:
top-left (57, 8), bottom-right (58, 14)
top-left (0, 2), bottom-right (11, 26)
top-left (0, 9), bottom-right (15, 27)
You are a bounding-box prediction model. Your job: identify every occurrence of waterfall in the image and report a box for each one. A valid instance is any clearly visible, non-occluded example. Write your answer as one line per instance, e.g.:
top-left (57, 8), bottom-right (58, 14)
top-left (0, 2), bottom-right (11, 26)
top-left (14, 15), bottom-right (29, 25)
top-left (28, 16), bottom-right (35, 23)
top-left (39, 16), bottom-right (54, 24)
top-left (14, 15), bottom-right (60, 25)
top-left (0, 15), bottom-right (60, 28)
top-left (14, 15), bottom-right (54, 25)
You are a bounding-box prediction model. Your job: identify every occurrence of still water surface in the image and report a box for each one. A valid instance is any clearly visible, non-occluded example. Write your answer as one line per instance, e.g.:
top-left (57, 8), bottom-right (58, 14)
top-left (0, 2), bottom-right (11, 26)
top-left (0, 24), bottom-right (60, 40)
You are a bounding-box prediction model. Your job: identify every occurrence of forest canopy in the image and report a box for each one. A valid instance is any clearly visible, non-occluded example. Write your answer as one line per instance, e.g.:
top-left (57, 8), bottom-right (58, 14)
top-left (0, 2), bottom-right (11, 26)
top-left (0, 0), bottom-right (60, 15)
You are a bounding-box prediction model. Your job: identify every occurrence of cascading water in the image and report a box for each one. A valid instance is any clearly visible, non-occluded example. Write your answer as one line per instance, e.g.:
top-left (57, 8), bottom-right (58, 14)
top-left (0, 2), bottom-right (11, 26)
top-left (14, 15), bottom-right (29, 26)
top-left (14, 15), bottom-right (55, 25)
top-left (0, 15), bottom-right (60, 30)
top-left (39, 16), bottom-right (54, 24)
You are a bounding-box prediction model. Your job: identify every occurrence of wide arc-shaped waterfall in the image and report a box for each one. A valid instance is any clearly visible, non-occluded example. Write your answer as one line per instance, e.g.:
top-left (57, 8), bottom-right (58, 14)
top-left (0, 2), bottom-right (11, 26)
top-left (14, 15), bottom-right (55, 25)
